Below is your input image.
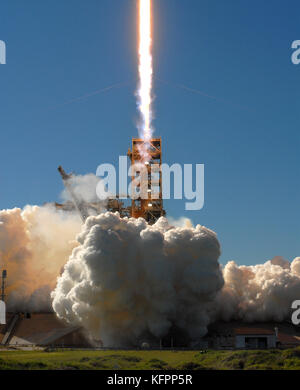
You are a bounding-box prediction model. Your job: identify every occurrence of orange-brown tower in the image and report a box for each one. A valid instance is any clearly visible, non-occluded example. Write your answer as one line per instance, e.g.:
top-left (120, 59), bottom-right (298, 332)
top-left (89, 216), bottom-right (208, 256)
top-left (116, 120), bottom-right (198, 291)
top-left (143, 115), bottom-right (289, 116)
top-left (127, 138), bottom-right (166, 224)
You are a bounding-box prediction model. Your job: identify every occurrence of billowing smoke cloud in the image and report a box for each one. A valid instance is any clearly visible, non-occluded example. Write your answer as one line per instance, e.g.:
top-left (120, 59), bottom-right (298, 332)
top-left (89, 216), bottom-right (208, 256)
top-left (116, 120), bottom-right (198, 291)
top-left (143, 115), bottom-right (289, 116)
top-left (0, 205), bottom-right (81, 311)
top-left (167, 216), bottom-right (193, 228)
top-left (214, 257), bottom-right (300, 323)
top-left (51, 212), bottom-right (300, 346)
top-left (1, 202), bottom-right (299, 346)
top-left (51, 212), bottom-right (223, 346)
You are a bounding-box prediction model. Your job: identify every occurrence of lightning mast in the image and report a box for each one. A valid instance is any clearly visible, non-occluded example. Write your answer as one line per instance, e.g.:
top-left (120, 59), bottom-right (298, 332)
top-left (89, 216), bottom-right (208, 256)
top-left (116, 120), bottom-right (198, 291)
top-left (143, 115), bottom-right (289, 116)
top-left (1, 269), bottom-right (7, 302)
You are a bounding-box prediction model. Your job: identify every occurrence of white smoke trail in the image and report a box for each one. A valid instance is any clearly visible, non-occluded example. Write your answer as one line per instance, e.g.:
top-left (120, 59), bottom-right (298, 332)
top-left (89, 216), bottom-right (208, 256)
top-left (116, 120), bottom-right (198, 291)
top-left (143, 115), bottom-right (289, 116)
top-left (60, 172), bottom-right (108, 218)
top-left (61, 173), bottom-right (101, 204)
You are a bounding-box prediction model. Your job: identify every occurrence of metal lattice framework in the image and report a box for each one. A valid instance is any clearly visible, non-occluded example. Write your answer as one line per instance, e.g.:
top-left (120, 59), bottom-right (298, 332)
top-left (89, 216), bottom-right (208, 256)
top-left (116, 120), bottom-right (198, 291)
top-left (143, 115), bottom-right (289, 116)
top-left (127, 138), bottom-right (165, 224)
top-left (57, 138), bottom-right (166, 225)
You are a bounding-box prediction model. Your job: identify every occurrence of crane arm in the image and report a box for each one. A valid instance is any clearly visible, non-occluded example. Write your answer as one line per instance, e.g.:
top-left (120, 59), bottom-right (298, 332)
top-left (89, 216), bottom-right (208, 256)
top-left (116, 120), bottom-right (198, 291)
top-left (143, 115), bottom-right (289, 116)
top-left (57, 166), bottom-right (89, 222)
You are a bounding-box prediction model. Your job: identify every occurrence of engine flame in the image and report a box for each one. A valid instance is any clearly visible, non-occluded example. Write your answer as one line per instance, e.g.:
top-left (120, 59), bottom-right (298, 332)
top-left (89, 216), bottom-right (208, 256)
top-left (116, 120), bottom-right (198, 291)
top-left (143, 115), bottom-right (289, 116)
top-left (137, 0), bottom-right (153, 150)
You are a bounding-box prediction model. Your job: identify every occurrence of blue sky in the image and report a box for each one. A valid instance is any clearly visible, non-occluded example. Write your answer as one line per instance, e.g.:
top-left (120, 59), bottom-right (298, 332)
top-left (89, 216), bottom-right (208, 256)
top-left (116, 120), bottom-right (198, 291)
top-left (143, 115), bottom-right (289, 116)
top-left (0, 0), bottom-right (299, 266)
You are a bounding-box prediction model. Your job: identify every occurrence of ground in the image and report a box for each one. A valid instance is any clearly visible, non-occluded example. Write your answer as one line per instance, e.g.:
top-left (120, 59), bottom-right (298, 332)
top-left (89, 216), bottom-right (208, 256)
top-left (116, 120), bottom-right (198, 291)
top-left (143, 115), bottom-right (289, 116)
top-left (0, 348), bottom-right (300, 370)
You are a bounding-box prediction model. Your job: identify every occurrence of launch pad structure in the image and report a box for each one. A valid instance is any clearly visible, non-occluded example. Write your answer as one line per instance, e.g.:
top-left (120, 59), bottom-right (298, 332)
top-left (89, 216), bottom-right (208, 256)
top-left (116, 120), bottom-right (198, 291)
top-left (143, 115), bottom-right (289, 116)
top-left (3, 138), bottom-right (300, 349)
top-left (57, 137), bottom-right (166, 225)
top-left (127, 138), bottom-right (166, 224)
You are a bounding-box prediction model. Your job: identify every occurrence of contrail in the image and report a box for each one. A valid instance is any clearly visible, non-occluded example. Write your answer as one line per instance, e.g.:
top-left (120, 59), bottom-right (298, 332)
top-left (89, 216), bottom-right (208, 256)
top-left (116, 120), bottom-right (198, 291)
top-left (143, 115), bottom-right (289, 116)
top-left (46, 81), bottom-right (130, 111)
top-left (158, 78), bottom-right (253, 112)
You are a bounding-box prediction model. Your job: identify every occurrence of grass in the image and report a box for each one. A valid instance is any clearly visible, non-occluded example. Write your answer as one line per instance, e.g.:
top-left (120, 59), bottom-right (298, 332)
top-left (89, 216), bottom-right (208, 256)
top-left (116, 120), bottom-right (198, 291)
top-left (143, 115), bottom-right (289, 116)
top-left (0, 348), bottom-right (299, 370)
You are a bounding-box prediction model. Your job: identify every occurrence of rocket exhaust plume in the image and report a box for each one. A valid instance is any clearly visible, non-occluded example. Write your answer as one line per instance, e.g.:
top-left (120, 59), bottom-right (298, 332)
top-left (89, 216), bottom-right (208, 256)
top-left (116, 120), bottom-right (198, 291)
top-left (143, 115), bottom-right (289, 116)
top-left (51, 212), bottom-right (300, 347)
top-left (52, 213), bottom-right (224, 347)
top-left (0, 173), bottom-right (100, 312)
top-left (0, 206), bottom-right (82, 312)
top-left (136, 0), bottom-right (153, 159)
top-left (0, 204), bottom-right (299, 345)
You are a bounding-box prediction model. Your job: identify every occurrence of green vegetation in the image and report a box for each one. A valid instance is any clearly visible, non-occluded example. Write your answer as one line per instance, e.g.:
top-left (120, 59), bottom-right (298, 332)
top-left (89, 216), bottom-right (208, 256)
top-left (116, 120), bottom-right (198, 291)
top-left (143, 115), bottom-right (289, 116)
top-left (0, 348), bottom-right (299, 370)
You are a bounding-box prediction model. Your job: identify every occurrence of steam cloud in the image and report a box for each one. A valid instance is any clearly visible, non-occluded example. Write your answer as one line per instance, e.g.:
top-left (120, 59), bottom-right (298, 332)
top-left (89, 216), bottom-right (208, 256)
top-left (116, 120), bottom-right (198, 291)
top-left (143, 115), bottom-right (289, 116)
top-left (51, 212), bottom-right (223, 346)
top-left (61, 173), bottom-right (101, 204)
top-left (214, 257), bottom-right (300, 323)
top-left (61, 173), bottom-right (108, 216)
top-left (0, 205), bottom-right (81, 311)
top-left (0, 203), bottom-right (299, 346)
top-left (51, 212), bottom-right (300, 346)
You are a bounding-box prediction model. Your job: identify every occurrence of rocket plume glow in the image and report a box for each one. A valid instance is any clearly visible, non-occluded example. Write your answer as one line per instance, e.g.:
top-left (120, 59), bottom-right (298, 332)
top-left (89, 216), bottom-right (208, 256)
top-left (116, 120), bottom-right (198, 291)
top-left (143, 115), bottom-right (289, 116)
top-left (137, 0), bottom-right (153, 149)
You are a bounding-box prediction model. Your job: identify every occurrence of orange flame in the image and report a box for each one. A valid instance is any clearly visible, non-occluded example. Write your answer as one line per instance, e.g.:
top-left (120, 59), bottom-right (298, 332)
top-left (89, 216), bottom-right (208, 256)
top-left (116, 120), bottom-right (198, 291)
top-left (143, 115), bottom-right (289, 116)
top-left (137, 0), bottom-right (153, 144)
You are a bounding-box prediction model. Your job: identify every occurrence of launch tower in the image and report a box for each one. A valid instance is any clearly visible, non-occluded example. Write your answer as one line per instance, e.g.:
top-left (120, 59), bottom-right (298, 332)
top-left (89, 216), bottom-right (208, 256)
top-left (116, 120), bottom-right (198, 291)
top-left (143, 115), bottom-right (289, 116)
top-left (57, 138), bottom-right (166, 225)
top-left (127, 138), bottom-right (165, 224)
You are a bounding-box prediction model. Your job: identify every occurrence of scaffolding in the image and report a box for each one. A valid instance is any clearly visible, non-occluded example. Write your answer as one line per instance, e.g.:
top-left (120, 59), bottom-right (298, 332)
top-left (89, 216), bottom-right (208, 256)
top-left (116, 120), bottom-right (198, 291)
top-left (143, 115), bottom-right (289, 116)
top-left (127, 138), bottom-right (166, 224)
top-left (57, 138), bottom-right (166, 225)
